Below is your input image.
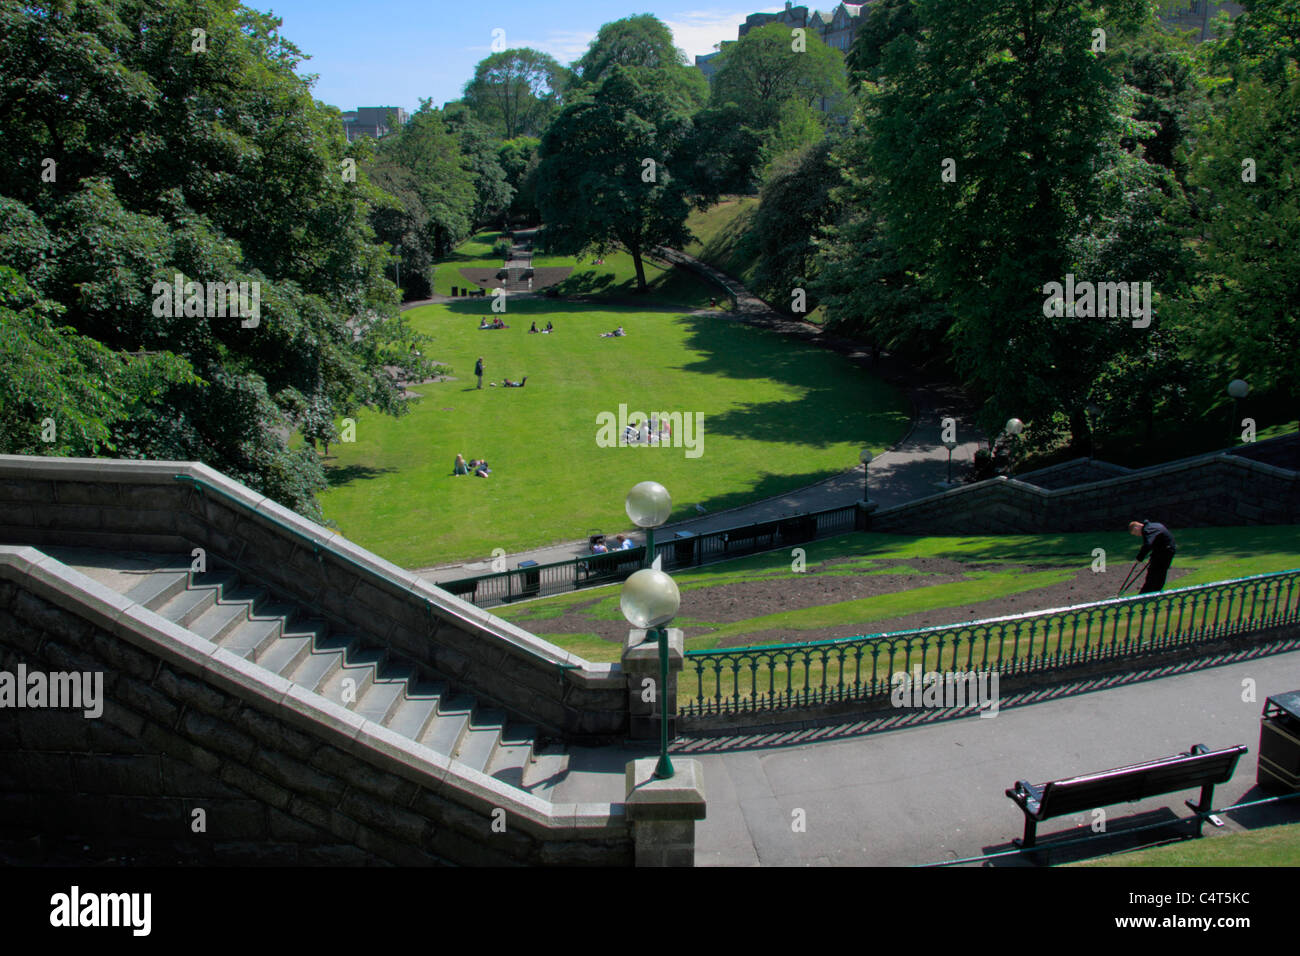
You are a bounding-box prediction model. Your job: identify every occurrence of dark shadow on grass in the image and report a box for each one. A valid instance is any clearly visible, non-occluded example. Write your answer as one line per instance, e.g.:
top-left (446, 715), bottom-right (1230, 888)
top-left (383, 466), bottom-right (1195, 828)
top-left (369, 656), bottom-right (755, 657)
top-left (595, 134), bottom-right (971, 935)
top-left (668, 314), bottom-right (909, 450)
top-left (325, 464), bottom-right (397, 488)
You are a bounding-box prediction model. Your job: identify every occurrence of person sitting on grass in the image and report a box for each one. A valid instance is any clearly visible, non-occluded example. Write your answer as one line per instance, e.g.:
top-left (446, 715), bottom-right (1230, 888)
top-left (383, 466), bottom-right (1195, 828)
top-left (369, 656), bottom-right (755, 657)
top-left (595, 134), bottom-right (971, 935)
top-left (479, 318), bottom-right (489, 329)
top-left (453, 453), bottom-right (469, 476)
top-left (493, 317), bottom-right (508, 329)
top-left (545, 320), bottom-right (553, 332)
top-left (529, 321), bottom-right (539, 333)
top-left (503, 376), bottom-right (527, 388)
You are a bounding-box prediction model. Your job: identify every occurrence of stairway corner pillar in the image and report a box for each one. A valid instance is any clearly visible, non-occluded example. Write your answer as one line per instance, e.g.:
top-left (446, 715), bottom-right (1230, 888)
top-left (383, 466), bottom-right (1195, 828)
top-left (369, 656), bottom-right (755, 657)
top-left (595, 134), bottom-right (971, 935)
top-left (623, 757), bottom-right (706, 867)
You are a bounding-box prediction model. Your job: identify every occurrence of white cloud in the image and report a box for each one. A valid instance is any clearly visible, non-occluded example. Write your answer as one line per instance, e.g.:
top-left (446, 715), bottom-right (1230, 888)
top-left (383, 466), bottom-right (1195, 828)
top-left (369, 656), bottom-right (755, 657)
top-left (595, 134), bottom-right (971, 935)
top-left (536, 29), bottom-right (598, 65)
top-left (664, 9), bottom-right (752, 58)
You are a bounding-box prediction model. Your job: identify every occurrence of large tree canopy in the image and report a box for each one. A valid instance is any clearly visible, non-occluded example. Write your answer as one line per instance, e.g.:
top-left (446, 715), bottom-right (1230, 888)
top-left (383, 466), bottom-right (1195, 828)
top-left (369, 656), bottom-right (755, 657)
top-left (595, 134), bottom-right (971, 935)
top-left (536, 67), bottom-right (695, 292)
top-left (0, 0), bottom-right (440, 517)
top-left (572, 14), bottom-right (708, 107)
top-left (462, 48), bottom-right (568, 140)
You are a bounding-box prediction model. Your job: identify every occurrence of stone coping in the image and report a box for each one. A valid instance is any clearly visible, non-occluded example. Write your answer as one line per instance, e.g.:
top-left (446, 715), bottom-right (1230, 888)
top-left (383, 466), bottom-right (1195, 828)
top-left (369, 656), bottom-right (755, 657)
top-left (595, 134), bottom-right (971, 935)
top-left (873, 445), bottom-right (1297, 518)
top-left (0, 455), bottom-right (622, 693)
top-left (0, 544), bottom-right (628, 840)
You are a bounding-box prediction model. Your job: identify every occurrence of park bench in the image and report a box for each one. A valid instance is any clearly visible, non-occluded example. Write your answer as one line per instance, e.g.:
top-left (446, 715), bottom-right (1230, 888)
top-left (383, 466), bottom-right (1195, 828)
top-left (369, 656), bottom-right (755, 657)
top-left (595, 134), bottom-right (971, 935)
top-left (1005, 743), bottom-right (1248, 849)
top-left (721, 520), bottom-right (780, 554)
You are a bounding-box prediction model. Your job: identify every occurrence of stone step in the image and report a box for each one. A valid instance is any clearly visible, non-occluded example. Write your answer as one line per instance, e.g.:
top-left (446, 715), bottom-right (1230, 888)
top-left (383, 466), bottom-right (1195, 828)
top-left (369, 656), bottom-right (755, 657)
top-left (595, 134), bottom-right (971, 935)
top-left (419, 697), bottom-right (475, 756)
top-left (384, 692), bottom-right (443, 741)
top-left (155, 582), bottom-right (219, 629)
top-left (354, 678), bottom-right (407, 724)
top-left (453, 712), bottom-right (506, 773)
top-left (125, 570), bottom-right (190, 611)
top-left (188, 597), bottom-right (255, 644)
top-left (286, 633), bottom-right (355, 692)
top-left (318, 654), bottom-right (381, 710)
top-left (215, 616), bottom-right (284, 659)
top-left (255, 634), bottom-right (315, 676)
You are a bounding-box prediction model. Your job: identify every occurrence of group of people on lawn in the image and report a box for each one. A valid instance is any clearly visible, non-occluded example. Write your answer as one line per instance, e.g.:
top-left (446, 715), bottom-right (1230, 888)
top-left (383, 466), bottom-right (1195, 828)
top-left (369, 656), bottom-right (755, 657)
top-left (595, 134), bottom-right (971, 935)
top-left (452, 454), bottom-right (491, 478)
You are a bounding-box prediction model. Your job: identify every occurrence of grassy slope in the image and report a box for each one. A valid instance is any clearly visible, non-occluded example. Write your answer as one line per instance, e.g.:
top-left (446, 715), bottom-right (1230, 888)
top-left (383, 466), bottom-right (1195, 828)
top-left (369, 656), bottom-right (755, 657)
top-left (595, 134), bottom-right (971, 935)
top-left (495, 526), bottom-right (1300, 662)
top-left (316, 299), bottom-right (909, 567)
top-left (682, 197), bottom-right (760, 286)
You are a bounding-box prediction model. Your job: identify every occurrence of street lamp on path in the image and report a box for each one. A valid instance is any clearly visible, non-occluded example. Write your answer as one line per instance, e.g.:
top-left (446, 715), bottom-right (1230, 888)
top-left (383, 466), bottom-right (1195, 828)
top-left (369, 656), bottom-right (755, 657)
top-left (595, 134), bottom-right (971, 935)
top-left (1228, 379), bottom-right (1249, 444)
top-left (622, 481), bottom-right (679, 779)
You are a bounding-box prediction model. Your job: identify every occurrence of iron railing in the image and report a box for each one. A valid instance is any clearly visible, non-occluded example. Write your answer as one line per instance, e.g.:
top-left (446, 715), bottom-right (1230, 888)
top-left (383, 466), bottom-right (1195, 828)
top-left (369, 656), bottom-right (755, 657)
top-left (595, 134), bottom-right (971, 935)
top-left (683, 568), bottom-right (1300, 717)
top-left (440, 503), bottom-right (860, 608)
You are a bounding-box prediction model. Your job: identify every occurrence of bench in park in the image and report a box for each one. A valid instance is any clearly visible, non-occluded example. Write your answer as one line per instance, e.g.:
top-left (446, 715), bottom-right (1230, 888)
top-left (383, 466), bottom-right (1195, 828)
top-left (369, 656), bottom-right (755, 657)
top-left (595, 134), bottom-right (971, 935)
top-left (1005, 743), bottom-right (1248, 849)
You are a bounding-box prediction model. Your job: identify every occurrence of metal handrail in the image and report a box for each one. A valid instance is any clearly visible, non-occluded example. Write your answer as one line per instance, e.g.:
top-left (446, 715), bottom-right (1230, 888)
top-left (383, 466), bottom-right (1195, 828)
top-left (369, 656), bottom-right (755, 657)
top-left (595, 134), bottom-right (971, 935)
top-left (682, 568), bottom-right (1300, 716)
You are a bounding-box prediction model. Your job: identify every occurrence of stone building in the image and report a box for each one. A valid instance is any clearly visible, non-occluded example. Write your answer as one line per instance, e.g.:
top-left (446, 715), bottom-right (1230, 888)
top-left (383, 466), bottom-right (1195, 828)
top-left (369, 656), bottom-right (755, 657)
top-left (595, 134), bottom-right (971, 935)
top-left (341, 106), bottom-right (409, 142)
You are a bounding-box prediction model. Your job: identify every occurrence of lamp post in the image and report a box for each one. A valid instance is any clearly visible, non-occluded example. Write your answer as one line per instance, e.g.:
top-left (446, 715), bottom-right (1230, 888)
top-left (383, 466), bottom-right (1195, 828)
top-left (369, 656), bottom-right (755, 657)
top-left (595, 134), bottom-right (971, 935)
top-left (620, 549), bottom-right (681, 779)
top-left (942, 438), bottom-right (957, 484)
top-left (1085, 403), bottom-right (1101, 461)
top-left (860, 448), bottom-right (873, 500)
top-left (626, 480), bottom-right (672, 569)
top-left (1227, 379), bottom-right (1249, 444)
top-left (622, 481), bottom-right (678, 779)
top-left (1004, 418), bottom-right (1025, 474)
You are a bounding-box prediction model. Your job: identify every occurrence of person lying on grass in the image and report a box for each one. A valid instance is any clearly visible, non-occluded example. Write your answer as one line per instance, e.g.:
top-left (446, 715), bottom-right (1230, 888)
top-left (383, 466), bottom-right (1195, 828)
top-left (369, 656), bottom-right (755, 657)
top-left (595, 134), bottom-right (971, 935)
top-left (502, 376), bottom-right (527, 388)
top-left (468, 459), bottom-right (491, 477)
top-left (600, 326), bottom-right (625, 337)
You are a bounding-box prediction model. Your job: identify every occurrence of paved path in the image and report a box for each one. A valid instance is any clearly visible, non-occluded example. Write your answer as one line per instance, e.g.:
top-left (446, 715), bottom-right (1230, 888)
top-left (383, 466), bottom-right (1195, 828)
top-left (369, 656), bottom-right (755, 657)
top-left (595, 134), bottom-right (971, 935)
top-left (548, 642), bottom-right (1300, 865)
top-left (407, 249), bottom-right (983, 583)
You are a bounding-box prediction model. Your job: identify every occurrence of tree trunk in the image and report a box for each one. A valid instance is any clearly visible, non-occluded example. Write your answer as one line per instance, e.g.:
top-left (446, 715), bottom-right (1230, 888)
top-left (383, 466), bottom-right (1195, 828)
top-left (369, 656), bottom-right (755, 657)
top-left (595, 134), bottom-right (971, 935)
top-left (630, 244), bottom-right (647, 293)
top-left (1069, 407), bottom-right (1091, 457)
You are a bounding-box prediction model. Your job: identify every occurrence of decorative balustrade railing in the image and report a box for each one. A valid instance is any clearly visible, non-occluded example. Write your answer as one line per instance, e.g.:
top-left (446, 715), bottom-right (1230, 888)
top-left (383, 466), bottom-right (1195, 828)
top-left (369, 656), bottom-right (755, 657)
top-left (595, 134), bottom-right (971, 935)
top-left (440, 503), bottom-right (860, 608)
top-left (682, 568), bottom-right (1300, 717)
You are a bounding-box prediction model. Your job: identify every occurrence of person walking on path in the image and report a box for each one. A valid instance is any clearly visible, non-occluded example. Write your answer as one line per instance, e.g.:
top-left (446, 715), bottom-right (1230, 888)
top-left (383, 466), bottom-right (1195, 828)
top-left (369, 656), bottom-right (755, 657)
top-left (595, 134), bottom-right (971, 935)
top-left (1129, 519), bottom-right (1177, 593)
top-left (474, 356), bottom-right (484, 389)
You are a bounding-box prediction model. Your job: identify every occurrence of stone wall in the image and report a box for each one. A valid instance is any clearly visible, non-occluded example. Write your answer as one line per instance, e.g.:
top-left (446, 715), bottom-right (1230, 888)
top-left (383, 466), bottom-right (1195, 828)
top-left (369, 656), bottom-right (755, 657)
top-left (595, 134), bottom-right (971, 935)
top-left (1016, 458), bottom-right (1132, 490)
top-left (0, 456), bottom-right (625, 742)
top-left (872, 445), bottom-right (1299, 536)
top-left (0, 548), bottom-right (631, 865)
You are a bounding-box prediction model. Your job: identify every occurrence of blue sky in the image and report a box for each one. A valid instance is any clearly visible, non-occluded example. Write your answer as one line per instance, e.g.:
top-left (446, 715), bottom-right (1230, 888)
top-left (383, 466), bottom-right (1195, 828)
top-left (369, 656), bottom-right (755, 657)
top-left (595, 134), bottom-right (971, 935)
top-left (258, 1), bottom-right (758, 113)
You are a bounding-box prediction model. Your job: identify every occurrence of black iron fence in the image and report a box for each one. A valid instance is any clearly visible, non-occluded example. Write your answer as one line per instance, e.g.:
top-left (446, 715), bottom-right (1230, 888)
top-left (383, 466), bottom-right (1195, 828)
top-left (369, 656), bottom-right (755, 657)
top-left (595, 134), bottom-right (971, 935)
top-left (439, 504), bottom-right (861, 608)
top-left (683, 568), bottom-right (1300, 717)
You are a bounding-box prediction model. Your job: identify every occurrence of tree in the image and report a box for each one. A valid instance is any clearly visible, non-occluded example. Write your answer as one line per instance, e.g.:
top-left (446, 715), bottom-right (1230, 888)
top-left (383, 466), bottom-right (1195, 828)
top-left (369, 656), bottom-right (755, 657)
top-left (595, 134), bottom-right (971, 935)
top-left (1175, 2), bottom-right (1300, 407)
top-left (712, 22), bottom-right (848, 134)
top-left (0, 0), bottom-right (440, 518)
top-left (837, 0), bottom-right (1157, 438)
top-left (536, 68), bottom-right (694, 292)
top-left (462, 49), bottom-right (568, 140)
top-left (751, 139), bottom-right (841, 310)
top-left (573, 14), bottom-right (708, 107)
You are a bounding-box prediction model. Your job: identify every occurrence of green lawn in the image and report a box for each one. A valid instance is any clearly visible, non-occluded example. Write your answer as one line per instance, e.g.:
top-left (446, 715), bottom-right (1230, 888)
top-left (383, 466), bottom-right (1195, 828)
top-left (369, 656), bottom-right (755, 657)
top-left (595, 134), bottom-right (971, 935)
top-left (1073, 821), bottom-right (1300, 866)
top-left (315, 298), bottom-right (909, 567)
top-left (495, 526), bottom-right (1300, 663)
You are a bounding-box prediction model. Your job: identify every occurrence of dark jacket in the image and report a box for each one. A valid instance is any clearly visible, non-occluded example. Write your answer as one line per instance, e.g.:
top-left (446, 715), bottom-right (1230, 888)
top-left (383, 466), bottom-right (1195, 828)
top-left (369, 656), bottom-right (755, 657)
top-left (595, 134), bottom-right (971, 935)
top-left (1136, 520), bottom-right (1176, 561)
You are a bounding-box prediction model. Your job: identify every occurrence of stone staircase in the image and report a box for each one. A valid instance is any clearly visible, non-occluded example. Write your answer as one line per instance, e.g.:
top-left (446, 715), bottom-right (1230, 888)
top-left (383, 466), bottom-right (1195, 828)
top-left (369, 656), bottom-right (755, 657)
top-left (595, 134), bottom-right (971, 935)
top-left (52, 547), bottom-right (574, 790)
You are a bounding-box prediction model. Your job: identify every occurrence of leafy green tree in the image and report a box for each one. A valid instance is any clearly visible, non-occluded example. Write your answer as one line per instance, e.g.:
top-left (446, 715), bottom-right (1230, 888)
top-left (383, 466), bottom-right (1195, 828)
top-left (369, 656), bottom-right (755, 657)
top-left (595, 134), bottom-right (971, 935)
top-left (462, 49), bottom-right (568, 140)
top-left (751, 139), bottom-right (840, 310)
top-left (1177, 7), bottom-right (1300, 408)
top-left (712, 22), bottom-right (848, 133)
top-left (573, 14), bottom-right (708, 107)
top-left (0, 0), bottom-right (440, 518)
top-left (536, 67), bottom-right (694, 292)
top-left (837, 0), bottom-right (1156, 438)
